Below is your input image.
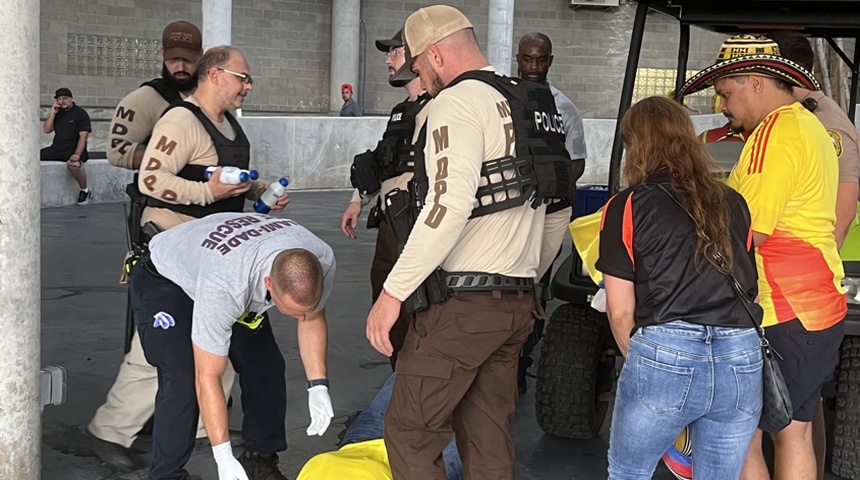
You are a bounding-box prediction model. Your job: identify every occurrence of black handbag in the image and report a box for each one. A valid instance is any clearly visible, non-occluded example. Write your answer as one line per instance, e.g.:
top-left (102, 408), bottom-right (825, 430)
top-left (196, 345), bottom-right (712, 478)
top-left (655, 184), bottom-right (793, 433)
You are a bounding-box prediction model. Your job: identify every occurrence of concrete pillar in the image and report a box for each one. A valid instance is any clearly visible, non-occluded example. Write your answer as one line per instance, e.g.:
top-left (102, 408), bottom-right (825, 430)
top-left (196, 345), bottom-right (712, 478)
top-left (202, 0), bottom-right (232, 50)
top-left (488, 0), bottom-right (515, 75)
top-left (0, 1), bottom-right (42, 478)
top-left (330, 0), bottom-right (360, 113)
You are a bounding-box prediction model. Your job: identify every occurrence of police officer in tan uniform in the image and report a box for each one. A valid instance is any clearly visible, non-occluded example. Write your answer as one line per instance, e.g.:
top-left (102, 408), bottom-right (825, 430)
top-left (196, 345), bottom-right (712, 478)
top-left (88, 21), bottom-right (236, 470)
top-left (341, 28), bottom-right (431, 369)
top-left (365, 6), bottom-right (573, 479)
top-left (137, 46), bottom-right (289, 480)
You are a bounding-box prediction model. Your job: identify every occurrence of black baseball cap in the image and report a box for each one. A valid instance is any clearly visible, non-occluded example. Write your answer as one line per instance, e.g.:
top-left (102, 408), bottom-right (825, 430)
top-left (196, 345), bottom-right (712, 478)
top-left (54, 88), bottom-right (73, 98)
top-left (389, 41), bottom-right (418, 87)
top-left (375, 29), bottom-right (404, 52)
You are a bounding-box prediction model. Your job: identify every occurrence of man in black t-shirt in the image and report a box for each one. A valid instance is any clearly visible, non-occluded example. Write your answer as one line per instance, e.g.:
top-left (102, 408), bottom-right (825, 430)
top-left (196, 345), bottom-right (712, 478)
top-left (42, 87), bottom-right (93, 205)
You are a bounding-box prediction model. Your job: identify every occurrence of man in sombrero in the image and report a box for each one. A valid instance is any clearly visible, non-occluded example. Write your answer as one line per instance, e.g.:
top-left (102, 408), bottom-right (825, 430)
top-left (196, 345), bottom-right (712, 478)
top-left (681, 53), bottom-right (847, 479)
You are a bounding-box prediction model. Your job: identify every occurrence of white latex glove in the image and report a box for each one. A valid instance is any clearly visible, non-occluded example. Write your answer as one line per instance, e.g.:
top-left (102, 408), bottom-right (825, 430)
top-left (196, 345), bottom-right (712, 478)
top-left (307, 385), bottom-right (334, 436)
top-left (212, 441), bottom-right (249, 480)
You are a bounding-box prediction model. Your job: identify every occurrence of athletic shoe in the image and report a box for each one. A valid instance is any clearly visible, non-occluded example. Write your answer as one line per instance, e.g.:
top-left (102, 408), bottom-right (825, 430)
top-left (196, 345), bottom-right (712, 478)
top-left (77, 189), bottom-right (92, 206)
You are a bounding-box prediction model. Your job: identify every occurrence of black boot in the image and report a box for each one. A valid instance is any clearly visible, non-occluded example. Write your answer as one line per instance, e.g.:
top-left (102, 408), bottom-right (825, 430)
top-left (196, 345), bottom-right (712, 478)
top-left (239, 450), bottom-right (289, 480)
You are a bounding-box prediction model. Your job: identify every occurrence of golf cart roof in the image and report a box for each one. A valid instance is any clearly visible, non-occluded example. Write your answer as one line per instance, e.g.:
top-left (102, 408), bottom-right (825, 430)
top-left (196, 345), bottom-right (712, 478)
top-left (641, 1), bottom-right (860, 37)
top-left (606, 1), bottom-right (860, 194)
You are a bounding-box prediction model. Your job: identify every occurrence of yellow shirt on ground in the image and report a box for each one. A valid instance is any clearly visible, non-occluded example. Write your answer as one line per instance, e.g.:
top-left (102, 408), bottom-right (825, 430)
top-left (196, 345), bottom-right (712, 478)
top-left (727, 102), bottom-right (846, 330)
top-left (297, 439), bottom-right (392, 480)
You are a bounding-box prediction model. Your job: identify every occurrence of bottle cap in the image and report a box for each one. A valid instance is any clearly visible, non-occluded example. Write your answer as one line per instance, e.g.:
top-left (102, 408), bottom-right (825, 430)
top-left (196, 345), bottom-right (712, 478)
top-left (278, 178), bottom-right (289, 187)
top-left (249, 170), bottom-right (259, 180)
top-left (238, 171), bottom-right (249, 182)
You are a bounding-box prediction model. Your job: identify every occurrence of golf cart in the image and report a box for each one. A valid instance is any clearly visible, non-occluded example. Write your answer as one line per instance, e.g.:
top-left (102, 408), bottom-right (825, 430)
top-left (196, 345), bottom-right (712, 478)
top-left (534, 1), bottom-right (860, 477)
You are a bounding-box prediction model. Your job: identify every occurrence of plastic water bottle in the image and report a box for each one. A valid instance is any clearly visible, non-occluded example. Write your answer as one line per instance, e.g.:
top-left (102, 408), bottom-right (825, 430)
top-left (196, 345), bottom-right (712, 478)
top-left (254, 178), bottom-right (290, 213)
top-left (204, 166), bottom-right (259, 184)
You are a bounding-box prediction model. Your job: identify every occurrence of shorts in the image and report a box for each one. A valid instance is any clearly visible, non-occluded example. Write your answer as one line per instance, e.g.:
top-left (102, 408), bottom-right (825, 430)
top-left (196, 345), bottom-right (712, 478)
top-left (41, 146), bottom-right (88, 163)
top-left (766, 318), bottom-right (845, 422)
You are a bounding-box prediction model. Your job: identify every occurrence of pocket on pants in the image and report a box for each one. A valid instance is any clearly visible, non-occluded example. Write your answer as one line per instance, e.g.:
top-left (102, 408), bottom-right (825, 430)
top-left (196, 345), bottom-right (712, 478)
top-left (637, 356), bottom-right (694, 414)
top-left (455, 311), bottom-right (513, 334)
top-left (392, 354), bottom-right (454, 429)
top-left (733, 361), bottom-right (764, 415)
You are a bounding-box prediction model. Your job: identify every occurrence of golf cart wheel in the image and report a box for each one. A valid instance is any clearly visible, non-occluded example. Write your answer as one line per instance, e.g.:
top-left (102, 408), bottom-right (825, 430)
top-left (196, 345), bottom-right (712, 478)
top-left (832, 337), bottom-right (860, 479)
top-left (535, 303), bottom-right (610, 439)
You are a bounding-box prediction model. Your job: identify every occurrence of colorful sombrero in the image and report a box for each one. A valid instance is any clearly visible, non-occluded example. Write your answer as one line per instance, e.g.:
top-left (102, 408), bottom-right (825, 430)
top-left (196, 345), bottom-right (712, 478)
top-left (716, 35), bottom-right (780, 62)
top-left (661, 427), bottom-right (693, 480)
top-left (680, 54), bottom-right (820, 96)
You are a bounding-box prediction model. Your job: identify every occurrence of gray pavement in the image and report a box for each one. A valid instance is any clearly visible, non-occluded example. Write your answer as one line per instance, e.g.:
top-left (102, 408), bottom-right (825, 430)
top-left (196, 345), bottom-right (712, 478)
top-left (39, 191), bottom-right (738, 479)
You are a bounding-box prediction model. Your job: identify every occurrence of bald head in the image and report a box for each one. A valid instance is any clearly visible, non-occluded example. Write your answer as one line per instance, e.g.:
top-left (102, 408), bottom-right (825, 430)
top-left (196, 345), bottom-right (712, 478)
top-left (270, 249), bottom-right (324, 309)
top-left (517, 32), bottom-right (554, 83)
top-left (518, 32), bottom-right (553, 53)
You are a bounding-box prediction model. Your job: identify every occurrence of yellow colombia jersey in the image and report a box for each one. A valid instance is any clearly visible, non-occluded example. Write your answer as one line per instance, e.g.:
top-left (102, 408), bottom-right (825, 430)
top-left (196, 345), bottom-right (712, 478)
top-left (727, 102), bottom-right (846, 330)
top-left (296, 439), bottom-right (393, 480)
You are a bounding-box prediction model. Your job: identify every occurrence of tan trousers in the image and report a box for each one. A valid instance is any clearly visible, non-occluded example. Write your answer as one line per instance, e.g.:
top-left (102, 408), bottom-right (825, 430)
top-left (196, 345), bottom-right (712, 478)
top-left (384, 291), bottom-right (536, 480)
top-left (88, 330), bottom-right (236, 447)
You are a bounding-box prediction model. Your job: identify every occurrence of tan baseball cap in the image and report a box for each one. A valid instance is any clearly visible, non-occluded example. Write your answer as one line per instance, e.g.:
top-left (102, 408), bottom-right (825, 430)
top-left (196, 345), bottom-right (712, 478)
top-left (403, 5), bottom-right (473, 57)
top-left (162, 21), bottom-right (203, 63)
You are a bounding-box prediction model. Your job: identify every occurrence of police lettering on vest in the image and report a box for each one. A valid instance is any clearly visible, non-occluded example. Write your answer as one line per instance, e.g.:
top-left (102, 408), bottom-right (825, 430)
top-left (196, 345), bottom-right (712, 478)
top-left (350, 93), bottom-right (432, 196)
top-left (145, 101), bottom-right (251, 218)
top-left (533, 110), bottom-right (565, 135)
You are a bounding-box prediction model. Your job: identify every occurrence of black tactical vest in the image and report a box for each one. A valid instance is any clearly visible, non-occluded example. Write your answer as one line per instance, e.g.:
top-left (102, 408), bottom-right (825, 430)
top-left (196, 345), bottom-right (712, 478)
top-left (141, 78), bottom-right (183, 107)
top-left (378, 92), bottom-right (432, 179)
top-left (145, 102), bottom-right (251, 218)
top-left (413, 70), bottom-right (574, 218)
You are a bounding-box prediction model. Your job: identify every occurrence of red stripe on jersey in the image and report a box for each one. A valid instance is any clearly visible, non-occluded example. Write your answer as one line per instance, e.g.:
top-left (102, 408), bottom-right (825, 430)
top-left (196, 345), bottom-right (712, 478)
top-left (749, 113), bottom-right (779, 174)
top-left (750, 115), bottom-right (774, 174)
top-left (622, 193), bottom-right (634, 270)
top-left (755, 113), bottom-right (780, 174)
top-left (746, 227), bottom-right (753, 251)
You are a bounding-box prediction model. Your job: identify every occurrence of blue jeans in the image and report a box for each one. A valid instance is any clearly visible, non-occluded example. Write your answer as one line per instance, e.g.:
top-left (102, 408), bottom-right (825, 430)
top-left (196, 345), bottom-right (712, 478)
top-left (608, 321), bottom-right (763, 480)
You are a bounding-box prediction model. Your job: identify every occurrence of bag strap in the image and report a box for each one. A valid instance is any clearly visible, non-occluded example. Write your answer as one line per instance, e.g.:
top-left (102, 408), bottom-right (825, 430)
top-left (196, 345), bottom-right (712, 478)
top-left (652, 183), bottom-right (780, 357)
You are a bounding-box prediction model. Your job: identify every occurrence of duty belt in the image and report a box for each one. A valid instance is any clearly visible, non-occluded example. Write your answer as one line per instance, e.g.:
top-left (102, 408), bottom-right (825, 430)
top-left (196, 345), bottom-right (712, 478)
top-left (444, 272), bottom-right (533, 292)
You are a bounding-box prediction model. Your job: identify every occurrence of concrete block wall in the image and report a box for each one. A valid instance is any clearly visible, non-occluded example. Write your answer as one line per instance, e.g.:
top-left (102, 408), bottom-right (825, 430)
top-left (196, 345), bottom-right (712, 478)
top-left (233, 0), bottom-right (332, 113)
top-left (43, 0), bottom-right (843, 120)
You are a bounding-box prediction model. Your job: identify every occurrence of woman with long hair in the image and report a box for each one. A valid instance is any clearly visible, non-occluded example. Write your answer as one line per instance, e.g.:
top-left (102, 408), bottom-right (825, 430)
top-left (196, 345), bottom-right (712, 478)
top-left (598, 96), bottom-right (763, 479)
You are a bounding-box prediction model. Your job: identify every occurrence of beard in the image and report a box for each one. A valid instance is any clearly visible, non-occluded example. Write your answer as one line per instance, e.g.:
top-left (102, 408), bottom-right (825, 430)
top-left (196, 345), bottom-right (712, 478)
top-left (161, 64), bottom-right (198, 92)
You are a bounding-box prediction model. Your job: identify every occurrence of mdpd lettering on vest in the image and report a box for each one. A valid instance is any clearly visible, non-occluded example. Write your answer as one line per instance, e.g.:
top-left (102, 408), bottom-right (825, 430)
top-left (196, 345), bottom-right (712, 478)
top-left (533, 111), bottom-right (565, 134)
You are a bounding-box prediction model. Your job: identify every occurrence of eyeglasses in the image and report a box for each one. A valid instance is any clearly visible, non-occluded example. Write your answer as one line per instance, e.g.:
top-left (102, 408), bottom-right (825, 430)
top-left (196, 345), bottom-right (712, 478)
top-left (217, 67), bottom-right (253, 85)
top-left (384, 48), bottom-right (403, 59)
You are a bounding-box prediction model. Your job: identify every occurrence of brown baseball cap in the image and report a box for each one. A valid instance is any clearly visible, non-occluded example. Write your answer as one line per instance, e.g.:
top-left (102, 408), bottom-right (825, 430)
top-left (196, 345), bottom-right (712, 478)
top-left (404, 5), bottom-right (472, 57)
top-left (162, 21), bottom-right (203, 63)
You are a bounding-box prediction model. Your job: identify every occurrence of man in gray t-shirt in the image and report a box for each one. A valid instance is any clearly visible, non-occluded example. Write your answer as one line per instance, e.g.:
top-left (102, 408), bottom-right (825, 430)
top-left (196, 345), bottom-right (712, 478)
top-left (130, 212), bottom-right (336, 480)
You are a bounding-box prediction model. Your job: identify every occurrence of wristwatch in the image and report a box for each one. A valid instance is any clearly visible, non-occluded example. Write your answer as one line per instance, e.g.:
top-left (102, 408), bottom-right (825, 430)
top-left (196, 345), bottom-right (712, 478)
top-left (307, 378), bottom-right (330, 389)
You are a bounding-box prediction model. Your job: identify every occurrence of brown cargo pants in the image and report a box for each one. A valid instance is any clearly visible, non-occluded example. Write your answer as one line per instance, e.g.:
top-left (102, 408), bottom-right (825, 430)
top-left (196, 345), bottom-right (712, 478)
top-left (384, 291), bottom-right (536, 480)
top-left (370, 219), bottom-right (411, 369)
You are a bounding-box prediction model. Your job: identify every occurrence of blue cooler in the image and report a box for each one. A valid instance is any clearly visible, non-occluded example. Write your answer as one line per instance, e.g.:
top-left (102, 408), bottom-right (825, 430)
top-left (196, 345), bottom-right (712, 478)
top-left (572, 185), bottom-right (609, 220)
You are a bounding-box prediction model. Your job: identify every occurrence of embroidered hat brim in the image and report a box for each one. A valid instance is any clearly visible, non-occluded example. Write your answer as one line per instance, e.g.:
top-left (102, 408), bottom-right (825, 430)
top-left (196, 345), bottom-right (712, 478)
top-left (679, 54), bottom-right (820, 96)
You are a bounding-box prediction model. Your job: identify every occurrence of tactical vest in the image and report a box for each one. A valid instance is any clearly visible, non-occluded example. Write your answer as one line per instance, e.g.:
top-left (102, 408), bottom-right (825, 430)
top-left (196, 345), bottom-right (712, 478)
top-left (141, 78), bottom-right (183, 106)
top-left (379, 92), bottom-right (432, 179)
top-left (350, 93), bottom-right (431, 195)
top-left (414, 70), bottom-right (574, 218)
top-left (145, 102), bottom-right (251, 218)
